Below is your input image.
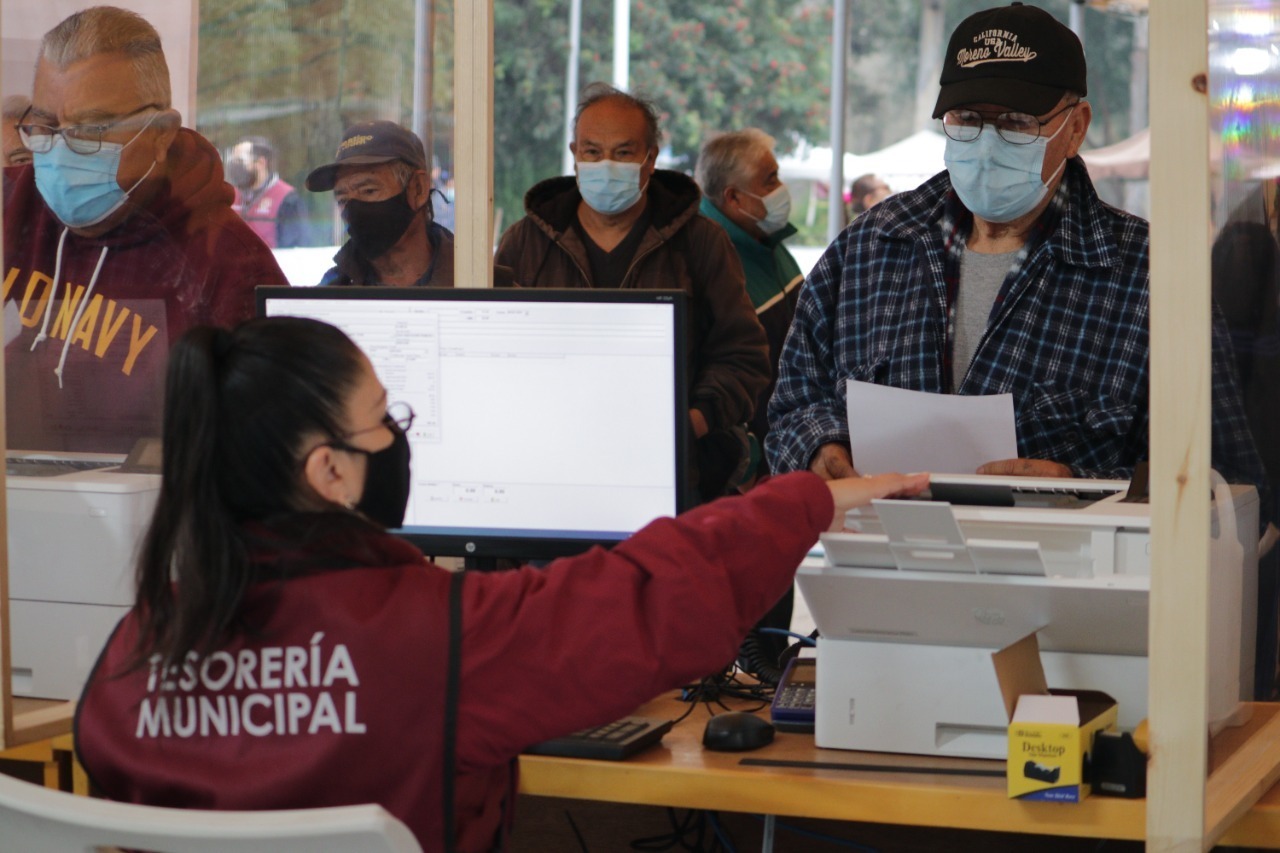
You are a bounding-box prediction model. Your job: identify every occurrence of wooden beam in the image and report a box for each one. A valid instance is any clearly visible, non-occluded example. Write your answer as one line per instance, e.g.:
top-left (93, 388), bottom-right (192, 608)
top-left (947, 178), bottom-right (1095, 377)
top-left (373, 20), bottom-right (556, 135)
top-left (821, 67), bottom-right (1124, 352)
top-left (453, 0), bottom-right (495, 289)
top-left (0, 0), bottom-right (12, 753)
top-left (1147, 1), bottom-right (1213, 850)
top-left (1206, 709), bottom-right (1280, 843)
top-left (9, 699), bottom-right (73, 750)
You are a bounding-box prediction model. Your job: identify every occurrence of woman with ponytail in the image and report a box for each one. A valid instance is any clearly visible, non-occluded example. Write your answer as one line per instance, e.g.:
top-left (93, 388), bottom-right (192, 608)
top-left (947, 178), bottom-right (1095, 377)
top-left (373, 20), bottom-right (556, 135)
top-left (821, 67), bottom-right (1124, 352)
top-left (76, 317), bottom-right (927, 852)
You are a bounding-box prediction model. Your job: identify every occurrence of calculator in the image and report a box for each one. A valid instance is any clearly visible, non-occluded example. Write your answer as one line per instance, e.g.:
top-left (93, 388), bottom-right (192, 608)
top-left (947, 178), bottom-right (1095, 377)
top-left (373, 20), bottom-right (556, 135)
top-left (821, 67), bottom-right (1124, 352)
top-left (770, 657), bottom-right (817, 733)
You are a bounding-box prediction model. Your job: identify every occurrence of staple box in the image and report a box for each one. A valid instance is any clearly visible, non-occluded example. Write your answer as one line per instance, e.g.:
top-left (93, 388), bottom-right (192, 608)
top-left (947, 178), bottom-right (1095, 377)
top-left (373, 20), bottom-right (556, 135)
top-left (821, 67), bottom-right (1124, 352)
top-left (994, 634), bottom-right (1118, 802)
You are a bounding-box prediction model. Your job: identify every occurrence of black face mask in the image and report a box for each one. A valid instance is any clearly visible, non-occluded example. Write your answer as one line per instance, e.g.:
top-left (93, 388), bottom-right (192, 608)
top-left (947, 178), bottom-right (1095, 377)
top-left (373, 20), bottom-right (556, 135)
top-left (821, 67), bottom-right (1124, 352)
top-left (344, 191), bottom-right (419, 260)
top-left (349, 422), bottom-right (412, 529)
top-left (225, 159), bottom-right (255, 191)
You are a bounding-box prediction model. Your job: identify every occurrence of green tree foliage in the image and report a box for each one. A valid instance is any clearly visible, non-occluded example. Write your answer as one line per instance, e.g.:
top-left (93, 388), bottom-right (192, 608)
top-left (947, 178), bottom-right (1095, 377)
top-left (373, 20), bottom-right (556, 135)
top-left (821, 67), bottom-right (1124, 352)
top-left (197, 0), bottom-right (449, 245)
top-left (193, 0), bottom-right (1143, 242)
top-left (628, 0), bottom-right (833, 167)
top-left (493, 0), bottom-right (833, 221)
top-left (492, 0), bottom-right (596, 223)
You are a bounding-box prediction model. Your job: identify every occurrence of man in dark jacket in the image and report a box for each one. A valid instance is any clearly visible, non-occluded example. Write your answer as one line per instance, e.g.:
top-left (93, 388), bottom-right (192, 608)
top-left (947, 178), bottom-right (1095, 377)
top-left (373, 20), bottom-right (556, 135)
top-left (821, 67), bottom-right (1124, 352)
top-left (307, 121), bottom-right (456, 288)
top-left (496, 83), bottom-right (770, 502)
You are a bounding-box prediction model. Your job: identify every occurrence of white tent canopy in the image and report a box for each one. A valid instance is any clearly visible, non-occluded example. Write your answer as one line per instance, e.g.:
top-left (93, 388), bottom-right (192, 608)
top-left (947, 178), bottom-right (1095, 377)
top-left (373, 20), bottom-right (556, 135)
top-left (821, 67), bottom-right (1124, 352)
top-left (1081, 127), bottom-right (1151, 180)
top-left (778, 129), bottom-right (947, 196)
top-left (776, 146), bottom-right (869, 185)
top-left (856, 129), bottom-right (947, 194)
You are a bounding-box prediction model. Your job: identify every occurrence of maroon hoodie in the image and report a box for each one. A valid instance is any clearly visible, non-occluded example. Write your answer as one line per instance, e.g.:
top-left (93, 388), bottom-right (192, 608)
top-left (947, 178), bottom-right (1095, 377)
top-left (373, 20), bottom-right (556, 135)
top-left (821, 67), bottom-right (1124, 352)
top-left (2, 128), bottom-right (288, 453)
top-left (76, 472), bottom-right (834, 852)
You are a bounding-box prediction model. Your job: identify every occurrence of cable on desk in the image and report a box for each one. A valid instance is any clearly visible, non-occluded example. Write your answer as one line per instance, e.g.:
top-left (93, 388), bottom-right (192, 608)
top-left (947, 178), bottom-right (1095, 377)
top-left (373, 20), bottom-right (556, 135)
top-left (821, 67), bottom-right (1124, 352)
top-left (629, 808), bottom-right (737, 852)
top-left (678, 665), bottom-right (774, 713)
top-left (747, 814), bottom-right (881, 852)
top-left (561, 808), bottom-right (589, 852)
top-left (706, 812), bottom-right (739, 853)
top-left (757, 627), bottom-right (817, 647)
top-left (738, 628), bottom-right (817, 686)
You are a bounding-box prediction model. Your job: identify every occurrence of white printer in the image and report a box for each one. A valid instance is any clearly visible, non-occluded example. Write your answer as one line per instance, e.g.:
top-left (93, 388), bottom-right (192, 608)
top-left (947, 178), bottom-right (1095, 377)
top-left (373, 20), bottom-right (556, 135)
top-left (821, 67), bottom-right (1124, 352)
top-left (6, 452), bottom-right (159, 700)
top-left (798, 474), bottom-right (1258, 761)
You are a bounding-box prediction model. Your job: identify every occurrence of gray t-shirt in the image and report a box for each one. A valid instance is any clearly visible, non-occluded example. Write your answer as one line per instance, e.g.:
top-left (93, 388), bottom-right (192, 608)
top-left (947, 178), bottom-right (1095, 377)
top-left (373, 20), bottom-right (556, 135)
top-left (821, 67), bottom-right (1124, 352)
top-left (953, 249), bottom-right (1019, 388)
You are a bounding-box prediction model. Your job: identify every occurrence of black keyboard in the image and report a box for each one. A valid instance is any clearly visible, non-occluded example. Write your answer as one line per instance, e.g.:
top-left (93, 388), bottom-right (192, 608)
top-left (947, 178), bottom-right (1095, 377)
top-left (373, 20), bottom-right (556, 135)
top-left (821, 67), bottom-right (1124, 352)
top-left (5, 458), bottom-right (120, 478)
top-left (524, 716), bottom-right (674, 760)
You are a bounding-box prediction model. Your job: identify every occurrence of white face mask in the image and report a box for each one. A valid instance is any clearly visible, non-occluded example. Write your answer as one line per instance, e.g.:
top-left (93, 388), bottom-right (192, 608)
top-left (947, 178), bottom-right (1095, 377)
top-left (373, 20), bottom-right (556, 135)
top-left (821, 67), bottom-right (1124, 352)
top-left (739, 184), bottom-right (792, 235)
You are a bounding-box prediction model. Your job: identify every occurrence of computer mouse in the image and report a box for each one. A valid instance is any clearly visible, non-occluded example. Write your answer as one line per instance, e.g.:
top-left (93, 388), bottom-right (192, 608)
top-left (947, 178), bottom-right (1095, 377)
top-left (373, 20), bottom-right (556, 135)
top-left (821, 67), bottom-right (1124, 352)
top-left (702, 711), bottom-right (775, 752)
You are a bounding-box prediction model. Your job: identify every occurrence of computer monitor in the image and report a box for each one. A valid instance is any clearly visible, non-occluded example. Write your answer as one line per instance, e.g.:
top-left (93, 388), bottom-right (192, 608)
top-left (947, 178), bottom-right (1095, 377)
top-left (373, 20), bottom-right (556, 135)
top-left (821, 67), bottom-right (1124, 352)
top-left (257, 286), bottom-right (688, 560)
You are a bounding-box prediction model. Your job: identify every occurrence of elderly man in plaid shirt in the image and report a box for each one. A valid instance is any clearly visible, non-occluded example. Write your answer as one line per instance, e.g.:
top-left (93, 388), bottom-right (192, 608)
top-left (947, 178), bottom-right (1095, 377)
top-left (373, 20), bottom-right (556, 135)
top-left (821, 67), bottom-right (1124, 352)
top-left (767, 3), bottom-right (1264, 494)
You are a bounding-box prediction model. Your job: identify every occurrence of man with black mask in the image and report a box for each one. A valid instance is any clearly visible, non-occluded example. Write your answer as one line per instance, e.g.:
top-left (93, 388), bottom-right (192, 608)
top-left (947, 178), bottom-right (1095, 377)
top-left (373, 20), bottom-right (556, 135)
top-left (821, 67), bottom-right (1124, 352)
top-left (226, 135), bottom-right (310, 249)
top-left (307, 121), bottom-right (463, 287)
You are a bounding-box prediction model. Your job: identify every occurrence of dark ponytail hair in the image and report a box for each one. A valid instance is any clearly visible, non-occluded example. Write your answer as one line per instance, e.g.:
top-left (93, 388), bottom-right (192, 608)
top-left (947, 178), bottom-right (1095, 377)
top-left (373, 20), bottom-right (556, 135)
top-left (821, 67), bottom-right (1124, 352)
top-left (132, 317), bottom-right (365, 673)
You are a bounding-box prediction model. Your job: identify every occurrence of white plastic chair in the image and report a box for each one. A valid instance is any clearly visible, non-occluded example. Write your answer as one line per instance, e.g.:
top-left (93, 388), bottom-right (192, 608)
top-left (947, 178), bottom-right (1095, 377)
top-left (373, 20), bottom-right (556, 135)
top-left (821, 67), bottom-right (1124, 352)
top-left (0, 770), bottom-right (423, 852)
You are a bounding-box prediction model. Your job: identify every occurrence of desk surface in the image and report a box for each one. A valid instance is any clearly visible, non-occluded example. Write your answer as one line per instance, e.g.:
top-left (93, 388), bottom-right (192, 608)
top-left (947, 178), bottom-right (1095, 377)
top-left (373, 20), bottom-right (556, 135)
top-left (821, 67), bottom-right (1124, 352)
top-left (9, 698), bottom-right (75, 746)
top-left (518, 693), bottom-right (1280, 847)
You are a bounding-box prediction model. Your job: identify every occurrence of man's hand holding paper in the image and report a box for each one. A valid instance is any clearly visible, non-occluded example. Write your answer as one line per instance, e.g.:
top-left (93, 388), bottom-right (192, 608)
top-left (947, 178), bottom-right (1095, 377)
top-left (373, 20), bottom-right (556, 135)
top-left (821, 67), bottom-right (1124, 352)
top-left (844, 380), bottom-right (1068, 477)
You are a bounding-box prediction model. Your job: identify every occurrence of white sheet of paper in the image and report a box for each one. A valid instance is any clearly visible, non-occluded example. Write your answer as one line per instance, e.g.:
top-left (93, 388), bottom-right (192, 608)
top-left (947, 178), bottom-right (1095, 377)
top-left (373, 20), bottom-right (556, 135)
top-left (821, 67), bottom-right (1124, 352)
top-left (846, 380), bottom-right (1017, 474)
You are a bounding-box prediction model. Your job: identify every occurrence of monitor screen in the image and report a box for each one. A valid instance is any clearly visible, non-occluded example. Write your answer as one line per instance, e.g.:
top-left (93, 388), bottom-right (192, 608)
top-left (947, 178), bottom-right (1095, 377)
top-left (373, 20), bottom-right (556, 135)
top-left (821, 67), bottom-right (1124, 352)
top-left (257, 286), bottom-right (688, 560)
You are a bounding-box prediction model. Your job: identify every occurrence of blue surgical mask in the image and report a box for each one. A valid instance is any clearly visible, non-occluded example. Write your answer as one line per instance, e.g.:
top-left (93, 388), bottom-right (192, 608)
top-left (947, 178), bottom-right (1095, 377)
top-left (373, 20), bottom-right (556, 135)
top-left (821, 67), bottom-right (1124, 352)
top-left (740, 184), bottom-right (793, 235)
top-left (943, 110), bottom-right (1072, 224)
top-left (33, 114), bottom-right (157, 229)
top-left (576, 159), bottom-right (646, 215)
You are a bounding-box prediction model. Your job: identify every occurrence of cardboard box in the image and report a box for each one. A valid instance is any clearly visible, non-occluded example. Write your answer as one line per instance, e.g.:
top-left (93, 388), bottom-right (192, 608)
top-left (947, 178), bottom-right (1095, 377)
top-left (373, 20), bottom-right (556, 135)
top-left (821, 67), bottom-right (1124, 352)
top-left (993, 634), bottom-right (1119, 802)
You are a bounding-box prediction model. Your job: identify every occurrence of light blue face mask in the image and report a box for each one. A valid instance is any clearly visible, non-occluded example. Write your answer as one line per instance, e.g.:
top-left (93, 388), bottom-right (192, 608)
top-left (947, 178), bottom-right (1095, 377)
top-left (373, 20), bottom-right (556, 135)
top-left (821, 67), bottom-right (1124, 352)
top-left (33, 114), bottom-right (157, 229)
top-left (576, 159), bottom-right (647, 215)
top-left (943, 109), bottom-right (1072, 224)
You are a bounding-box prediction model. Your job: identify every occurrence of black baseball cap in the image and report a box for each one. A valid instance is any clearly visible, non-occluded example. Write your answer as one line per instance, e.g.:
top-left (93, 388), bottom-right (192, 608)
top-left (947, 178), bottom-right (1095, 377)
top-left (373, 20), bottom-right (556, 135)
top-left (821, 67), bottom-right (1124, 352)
top-left (305, 120), bottom-right (427, 192)
top-left (932, 2), bottom-right (1086, 119)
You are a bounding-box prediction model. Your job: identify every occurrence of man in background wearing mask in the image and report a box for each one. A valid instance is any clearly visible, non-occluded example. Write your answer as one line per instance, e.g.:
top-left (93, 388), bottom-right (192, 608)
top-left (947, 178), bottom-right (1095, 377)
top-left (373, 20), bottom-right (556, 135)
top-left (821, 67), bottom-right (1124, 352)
top-left (3, 95), bottom-right (33, 167)
top-left (226, 135), bottom-right (310, 249)
top-left (497, 83), bottom-right (769, 503)
top-left (308, 120), bottom-right (476, 288)
top-left (696, 128), bottom-right (803, 676)
top-left (695, 128), bottom-right (801, 490)
top-left (3, 6), bottom-right (286, 453)
top-left (768, 3), bottom-right (1263, 495)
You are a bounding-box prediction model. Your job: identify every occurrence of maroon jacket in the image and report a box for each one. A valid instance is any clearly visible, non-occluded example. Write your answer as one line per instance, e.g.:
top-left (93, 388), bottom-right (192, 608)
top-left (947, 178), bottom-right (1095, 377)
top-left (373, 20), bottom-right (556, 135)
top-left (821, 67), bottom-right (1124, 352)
top-left (232, 175), bottom-right (298, 249)
top-left (2, 129), bottom-right (288, 452)
top-left (76, 472), bottom-right (832, 852)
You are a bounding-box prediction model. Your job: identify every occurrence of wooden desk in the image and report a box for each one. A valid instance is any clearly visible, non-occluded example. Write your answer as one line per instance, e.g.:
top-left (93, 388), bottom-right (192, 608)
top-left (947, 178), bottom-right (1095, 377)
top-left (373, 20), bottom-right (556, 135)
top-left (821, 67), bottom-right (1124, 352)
top-left (0, 698), bottom-right (76, 791)
top-left (10, 697), bottom-right (74, 746)
top-left (518, 693), bottom-right (1280, 847)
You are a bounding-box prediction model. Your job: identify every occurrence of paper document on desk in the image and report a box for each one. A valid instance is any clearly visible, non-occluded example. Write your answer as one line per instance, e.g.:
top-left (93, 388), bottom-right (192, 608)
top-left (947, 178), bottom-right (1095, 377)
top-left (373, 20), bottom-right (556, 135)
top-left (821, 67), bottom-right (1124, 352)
top-left (846, 380), bottom-right (1017, 474)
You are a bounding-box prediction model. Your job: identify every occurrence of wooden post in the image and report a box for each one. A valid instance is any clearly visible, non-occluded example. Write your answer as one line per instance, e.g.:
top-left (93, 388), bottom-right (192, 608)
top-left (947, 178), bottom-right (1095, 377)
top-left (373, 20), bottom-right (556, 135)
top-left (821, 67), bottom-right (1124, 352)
top-left (0, 0), bottom-right (13, 752)
top-left (453, 0), bottom-right (495, 290)
top-left (1147, 2), bottom-right (1210, 849)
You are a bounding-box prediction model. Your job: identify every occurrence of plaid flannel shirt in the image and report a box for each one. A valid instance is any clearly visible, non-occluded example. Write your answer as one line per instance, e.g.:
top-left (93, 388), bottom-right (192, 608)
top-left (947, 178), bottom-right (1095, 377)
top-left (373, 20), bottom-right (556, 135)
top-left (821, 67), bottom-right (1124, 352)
top-left (767, 159), bottom-right (1266, 491)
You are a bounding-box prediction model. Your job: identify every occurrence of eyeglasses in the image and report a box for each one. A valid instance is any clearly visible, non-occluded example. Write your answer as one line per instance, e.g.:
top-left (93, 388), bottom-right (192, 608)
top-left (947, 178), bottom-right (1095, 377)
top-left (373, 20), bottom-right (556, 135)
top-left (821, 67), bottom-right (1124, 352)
top-left (941, 101), bottom-right (1079, 145)
top-left (324, 402), bottom-right (415, 455)
top-left (17, 104), bottom-right (162, 155)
